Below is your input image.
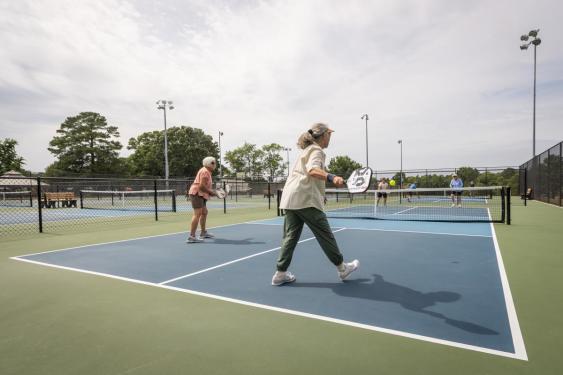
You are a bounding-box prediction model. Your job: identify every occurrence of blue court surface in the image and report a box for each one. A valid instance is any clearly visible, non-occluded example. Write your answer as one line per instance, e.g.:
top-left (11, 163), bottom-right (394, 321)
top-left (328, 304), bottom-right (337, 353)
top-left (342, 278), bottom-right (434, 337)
top-left (12, 217), bottom-right (527, 360)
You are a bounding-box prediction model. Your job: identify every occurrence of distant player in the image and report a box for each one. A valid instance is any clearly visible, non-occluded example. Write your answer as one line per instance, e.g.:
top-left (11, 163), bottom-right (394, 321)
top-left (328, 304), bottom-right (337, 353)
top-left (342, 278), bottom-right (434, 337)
top-left (186, 157), bottom-right (219, 243)
top-left (407, 182), bottom-right (416, 202)
top-left (450, 174), bottom-right (463, 207)
top-left (377, 178), bottom-right (389, 206)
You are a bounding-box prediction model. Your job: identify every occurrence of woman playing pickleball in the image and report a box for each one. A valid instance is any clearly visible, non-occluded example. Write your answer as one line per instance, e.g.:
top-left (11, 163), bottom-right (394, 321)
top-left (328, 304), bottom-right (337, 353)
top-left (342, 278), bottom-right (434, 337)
top-left (272, 123), bottom-right (359, 286)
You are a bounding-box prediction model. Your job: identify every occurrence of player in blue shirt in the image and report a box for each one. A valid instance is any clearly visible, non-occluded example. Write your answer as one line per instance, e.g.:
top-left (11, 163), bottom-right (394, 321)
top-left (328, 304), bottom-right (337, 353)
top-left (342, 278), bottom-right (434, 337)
top-left (450, 174), bottom-right (463, 207)
top-left (407, 182), bottom-right (416, 202)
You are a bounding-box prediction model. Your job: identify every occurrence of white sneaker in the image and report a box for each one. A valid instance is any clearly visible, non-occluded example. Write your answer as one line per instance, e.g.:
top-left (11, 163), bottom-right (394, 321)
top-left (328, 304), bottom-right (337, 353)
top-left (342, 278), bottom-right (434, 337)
top-left (186, 235), bottom-right (203, 243)
top-left (457, 204), bottom-right (462, 208)
top-left (338, 260), bottom-right (360, 281)
top-left (451, 203), bottom-right (456, 207)
top-left (271, 271), bottom-right (296, 286)
top-left (200, 231), bottom-right (215, 239)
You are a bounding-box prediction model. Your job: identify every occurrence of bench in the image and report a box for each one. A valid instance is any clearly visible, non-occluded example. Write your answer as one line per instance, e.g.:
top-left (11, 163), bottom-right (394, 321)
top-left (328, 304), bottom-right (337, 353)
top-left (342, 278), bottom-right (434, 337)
top-left (521, 187), bottom-right (533, 200)
top-left (42, 192), bottom-right (77, 208)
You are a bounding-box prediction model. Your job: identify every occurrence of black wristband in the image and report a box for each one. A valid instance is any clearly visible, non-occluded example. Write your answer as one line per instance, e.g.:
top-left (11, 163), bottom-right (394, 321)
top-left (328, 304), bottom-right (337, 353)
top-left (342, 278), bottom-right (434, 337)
top-left (327, 173), bottom-right (335, 183)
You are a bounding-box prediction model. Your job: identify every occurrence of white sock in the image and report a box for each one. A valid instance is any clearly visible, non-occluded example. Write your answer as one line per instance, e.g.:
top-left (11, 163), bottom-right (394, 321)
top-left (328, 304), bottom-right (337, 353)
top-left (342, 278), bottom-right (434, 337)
top-left (337, 263), bottom-right (346, 272)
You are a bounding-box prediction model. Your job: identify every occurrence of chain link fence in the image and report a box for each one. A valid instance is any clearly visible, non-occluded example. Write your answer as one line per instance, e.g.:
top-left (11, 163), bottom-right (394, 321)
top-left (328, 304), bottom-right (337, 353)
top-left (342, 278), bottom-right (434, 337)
top-left (520, 141), bottom-right (562, 207)
top-left (0, 176), bottom-right (278, 238)
top-left (1, 165), bottom-right (522, 238)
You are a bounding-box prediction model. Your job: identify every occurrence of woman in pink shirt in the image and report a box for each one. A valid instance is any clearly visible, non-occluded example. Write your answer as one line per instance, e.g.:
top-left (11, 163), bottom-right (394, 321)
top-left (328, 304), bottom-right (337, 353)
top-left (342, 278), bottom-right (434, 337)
top-left (187, 156), bottom-right (218, 243)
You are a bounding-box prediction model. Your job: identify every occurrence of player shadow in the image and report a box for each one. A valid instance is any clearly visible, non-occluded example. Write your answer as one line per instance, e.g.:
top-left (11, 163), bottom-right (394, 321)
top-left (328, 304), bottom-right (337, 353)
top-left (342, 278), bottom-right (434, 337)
top-left (290, 274), bottom-right (498, 335)
top-left (211, 238), bottom-right (266, 245)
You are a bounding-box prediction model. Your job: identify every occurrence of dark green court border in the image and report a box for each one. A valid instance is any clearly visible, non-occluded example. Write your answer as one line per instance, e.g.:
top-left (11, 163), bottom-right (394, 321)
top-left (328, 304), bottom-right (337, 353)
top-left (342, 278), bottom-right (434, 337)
top-left (1, 203), bottom-right (562, 375)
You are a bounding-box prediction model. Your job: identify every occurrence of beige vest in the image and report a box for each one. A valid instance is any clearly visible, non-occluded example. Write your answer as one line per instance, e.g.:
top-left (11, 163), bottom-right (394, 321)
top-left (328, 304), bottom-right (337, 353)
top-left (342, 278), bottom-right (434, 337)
top-left (279, 144), bottom-right (326, 211)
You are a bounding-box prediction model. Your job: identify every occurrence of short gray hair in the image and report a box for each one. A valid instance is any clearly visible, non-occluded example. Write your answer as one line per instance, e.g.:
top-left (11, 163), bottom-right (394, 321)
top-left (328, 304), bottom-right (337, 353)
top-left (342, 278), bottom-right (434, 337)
top-left (202, 156), bottom-right (216, 167)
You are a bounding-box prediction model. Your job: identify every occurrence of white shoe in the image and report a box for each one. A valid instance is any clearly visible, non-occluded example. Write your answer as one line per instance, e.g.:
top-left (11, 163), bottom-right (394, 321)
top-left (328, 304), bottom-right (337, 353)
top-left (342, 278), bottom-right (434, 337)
top-left (451, 203), bottom-right (456, 207)
top-left (200, 231), bottom-right (214, 239)
top-left (271, 271), bottom-right (296, 286)
top-left (186, 235), bottom-right (203, 243)
top-left (338, 260), bottom-right (360, 281)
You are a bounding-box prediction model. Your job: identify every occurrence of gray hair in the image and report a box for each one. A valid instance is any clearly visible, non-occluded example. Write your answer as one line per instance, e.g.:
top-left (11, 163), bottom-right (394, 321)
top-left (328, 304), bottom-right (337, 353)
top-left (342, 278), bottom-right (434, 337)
top-left (202, 156), bottom-right (216, 167)
top-left (297, 123), bottom-right (331, 149)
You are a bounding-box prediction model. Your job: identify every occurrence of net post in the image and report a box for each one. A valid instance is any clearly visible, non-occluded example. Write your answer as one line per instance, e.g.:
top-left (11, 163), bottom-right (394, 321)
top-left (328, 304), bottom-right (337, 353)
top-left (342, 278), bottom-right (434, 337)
top-left (501, 186), bottom-right (506, 223)
top-left (172, 190), bottom-right (177, 212)
top-left (268, 181), bottom-right (271, 210)
top-left (80, 191), bottom-right (84, 209)
top-left (223, 180), bottom-right (227, 214)
top-left (276, 189), bottom-right (282, 216)
top-left (506, 186), bottom-right (511, 225)
top-left (153, 180), bottom-right (158, 221)
top-left (37, 176), bottom-right (43, 233)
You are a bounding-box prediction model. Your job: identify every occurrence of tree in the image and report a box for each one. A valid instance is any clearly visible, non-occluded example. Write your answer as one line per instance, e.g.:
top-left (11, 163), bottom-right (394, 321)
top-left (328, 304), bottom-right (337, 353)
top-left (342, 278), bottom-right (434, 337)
top-left (127, 126), bottom-right (219, 177)
top-left (261, 143), bottom-right (285, 181)
top-left (457, 167), bottom-right (480, 186)
top-left (0, 138), bottom-right (25, 174)
top-left (224, 143), bottom-right (264, 178)
top-left (47, 112), bottom-right (122, 175)
top-left (327, 156), bottom-right (361, 179)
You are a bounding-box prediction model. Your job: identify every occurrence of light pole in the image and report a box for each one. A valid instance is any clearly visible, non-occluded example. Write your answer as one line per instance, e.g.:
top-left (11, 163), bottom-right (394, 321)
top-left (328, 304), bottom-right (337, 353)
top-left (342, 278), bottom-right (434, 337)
top-left (397, 140), bottom-right (403, 189)
top-left (361, 114), bottom-right (369, 167)
top-left (283, 147), bottom-right (292, 177)
top-left (156, 100), bottom-right (174, 184)
top-left (520, 29), bottom-right (541, 157)
top-left (218, 131), bottom-right (224, 178)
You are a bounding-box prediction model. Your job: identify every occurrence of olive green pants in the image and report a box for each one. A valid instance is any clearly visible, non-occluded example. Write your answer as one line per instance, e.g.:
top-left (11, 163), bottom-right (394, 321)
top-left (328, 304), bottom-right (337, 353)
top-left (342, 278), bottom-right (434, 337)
top-left (276, 208), bottom-right (343, 272)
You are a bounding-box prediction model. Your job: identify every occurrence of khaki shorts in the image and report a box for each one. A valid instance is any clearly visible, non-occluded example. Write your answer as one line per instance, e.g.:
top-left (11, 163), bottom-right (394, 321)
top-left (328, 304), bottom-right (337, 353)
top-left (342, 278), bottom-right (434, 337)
top-left (189, 194), bottom-right (207, 209)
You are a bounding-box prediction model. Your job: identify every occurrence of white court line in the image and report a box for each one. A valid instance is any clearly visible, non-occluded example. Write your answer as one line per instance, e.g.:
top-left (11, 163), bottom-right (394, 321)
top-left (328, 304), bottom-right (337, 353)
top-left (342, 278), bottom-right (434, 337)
top-left (9, 219), bottom-right (523, 360)
top-left (392, 207), bottom-right (417, 215)
top-left (10, 253), bottom-right (525, 360)
top-left (247, 221), bottom-right (492, 238)
top-left (158, 228), bottom-right (347, 285)
top-left (488, 211), bottom-right (528, 360)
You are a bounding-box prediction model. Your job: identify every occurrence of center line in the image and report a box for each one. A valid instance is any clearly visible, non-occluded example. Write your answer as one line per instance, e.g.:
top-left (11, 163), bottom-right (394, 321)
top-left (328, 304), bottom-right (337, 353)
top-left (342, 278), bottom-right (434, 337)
top-left (158, 228), bottom-right (347, 285)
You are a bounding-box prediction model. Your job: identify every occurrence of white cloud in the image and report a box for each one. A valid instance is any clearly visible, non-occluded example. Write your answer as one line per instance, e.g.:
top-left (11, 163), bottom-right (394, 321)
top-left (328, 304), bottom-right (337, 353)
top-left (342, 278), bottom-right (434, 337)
top-left (0, 0), bottom-right (562, 172)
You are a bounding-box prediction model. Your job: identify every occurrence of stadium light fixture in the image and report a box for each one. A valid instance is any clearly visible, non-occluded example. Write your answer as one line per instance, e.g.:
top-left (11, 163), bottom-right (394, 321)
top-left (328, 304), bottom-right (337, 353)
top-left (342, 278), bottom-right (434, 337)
top-left (218, 131), bottom-right (224, 178)
top-left (156, 99), bottom-right (174, 184)
top-left (520, 29), bottom-right (541, 156)
top-left (283, 147), bottom-right (292, 177)
top-left (361, 114), bottom-right (369, 167)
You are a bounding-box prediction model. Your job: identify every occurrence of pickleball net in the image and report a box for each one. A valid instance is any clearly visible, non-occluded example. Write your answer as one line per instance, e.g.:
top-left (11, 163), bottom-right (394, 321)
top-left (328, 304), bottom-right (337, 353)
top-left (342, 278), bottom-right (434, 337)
top-left (80, 189), bottom-right (176, 212)
top-left (278, 186), bottom-right (508, 223)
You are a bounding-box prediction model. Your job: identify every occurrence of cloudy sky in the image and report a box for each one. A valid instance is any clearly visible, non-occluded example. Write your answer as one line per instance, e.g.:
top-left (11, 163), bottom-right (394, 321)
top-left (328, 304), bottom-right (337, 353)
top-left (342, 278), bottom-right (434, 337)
top-left (1, 0), bottom-right (562, 173)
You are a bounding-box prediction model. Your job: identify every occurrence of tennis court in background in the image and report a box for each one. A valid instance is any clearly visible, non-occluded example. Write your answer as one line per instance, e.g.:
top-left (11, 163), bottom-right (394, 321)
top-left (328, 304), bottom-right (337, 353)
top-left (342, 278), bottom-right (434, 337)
top-left (11, 215), bottom-right (526, 360)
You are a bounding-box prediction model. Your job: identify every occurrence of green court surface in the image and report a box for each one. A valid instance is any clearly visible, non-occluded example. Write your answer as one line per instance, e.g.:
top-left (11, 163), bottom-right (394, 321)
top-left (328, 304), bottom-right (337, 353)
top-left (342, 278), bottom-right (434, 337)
top-left (1, 203), bottom-right (562, 375)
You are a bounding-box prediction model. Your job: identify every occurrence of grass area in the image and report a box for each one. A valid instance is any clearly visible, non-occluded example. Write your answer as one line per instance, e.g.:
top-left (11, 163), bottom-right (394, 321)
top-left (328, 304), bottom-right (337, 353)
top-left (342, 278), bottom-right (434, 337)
top-left (1, 202), bottom-right (562, 374)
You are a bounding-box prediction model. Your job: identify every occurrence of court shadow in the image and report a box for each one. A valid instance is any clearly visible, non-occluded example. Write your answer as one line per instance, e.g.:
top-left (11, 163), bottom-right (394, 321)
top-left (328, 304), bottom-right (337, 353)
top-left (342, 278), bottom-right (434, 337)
top-left (211, 238), bottom-right (266, 245)
top-left (290, 274), bottom-right (498, 335)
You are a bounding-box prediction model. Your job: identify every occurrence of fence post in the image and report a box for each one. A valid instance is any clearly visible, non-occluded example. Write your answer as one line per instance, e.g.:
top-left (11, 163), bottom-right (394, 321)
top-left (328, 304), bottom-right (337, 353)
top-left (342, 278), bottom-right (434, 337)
top-left (37, 176), bottom-right (43, 233)
top-left (235, 175), bottom-right (238, 202)
top-left (524, 168), bottom-right (527, 206)
top-left (506, 187), bottom-right (511, 225)
top-left (153, 180), bottom-right (158, 221)
top-left (501, 186), bottom-right (506, 223)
